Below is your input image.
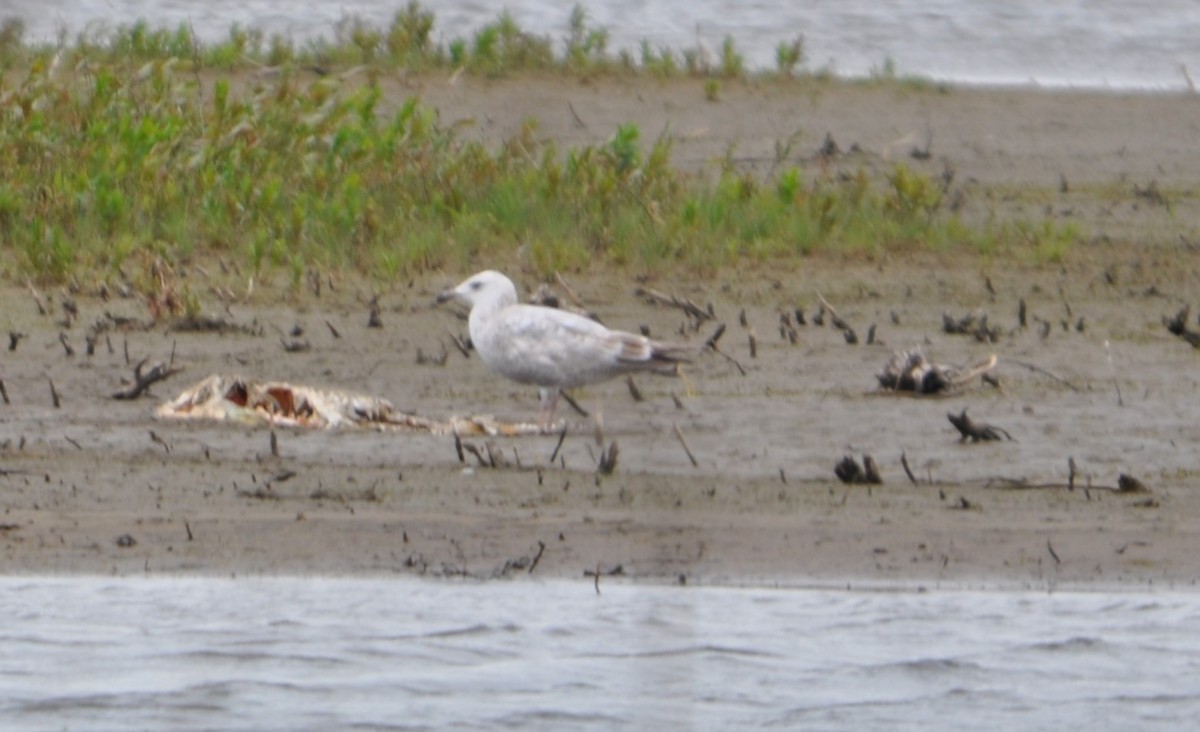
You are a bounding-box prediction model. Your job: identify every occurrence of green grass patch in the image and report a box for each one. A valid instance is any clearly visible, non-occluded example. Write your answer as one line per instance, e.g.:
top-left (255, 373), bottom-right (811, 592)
top-left (0, 11), bottom-right (1083, 295)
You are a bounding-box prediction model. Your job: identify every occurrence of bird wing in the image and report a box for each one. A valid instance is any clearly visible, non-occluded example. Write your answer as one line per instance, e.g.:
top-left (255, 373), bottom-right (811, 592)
top-left (481, 305), bottom-right (648, 388)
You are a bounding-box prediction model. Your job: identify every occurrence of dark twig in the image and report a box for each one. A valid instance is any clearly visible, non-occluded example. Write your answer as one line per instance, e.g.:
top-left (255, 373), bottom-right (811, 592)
top-left (48, 378), bottom-right (61, 408)
top-left (947, 408), bottom-right (1013, 442)
top-left (280, 338), bottom-right (311, 353)
top-left (835, 454), bottom-right (883, 484)
top-left (528, 540), bottom-right (546, 574)
top-left (673, 422), bottom-right (699, 467)
top-left (447, 331), bottom-right (471, 358)
top-left (1007, 359), bottom-right (1083, 392)
top-left (900, 451), bottom-right (919, 485)
top-left (549, 424), bottom-right (568, 464)
top-left (367, 298), bottom-right (383, 328)
top-left (559, 389), bottom-right (589, 417)
top-left (596, 441), bottom-right (619, 475)
top-left (634, 286), bottom-right (714, 326)
top-left (112, 358), bottom-right (185, 400)
top-left (704, 323), bottom-right (746, 375)
top-left (625, 375), bottom-right (643, 402)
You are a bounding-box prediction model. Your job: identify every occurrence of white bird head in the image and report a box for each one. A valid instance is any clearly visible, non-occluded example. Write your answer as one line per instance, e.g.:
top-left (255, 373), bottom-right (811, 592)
top-left (436, 270), bottom-right (520, 313)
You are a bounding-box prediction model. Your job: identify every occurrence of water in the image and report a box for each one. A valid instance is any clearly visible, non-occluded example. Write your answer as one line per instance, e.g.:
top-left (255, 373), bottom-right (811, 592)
top-left (3, 577), bottom-right (1199, 730)
top-left (10, 1), bottom-right (1200, 90)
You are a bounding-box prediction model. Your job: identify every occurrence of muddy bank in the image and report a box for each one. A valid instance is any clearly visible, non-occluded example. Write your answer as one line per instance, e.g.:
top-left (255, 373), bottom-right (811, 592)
top-left (2, 78), bottom-right (1200, 587)
top-left (1, 253), bottom-right (1197, 588)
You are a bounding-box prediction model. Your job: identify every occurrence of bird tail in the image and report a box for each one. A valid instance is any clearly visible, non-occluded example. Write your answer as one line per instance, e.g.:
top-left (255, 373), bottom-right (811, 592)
top-left (645, 341), bottom-right (696, 375)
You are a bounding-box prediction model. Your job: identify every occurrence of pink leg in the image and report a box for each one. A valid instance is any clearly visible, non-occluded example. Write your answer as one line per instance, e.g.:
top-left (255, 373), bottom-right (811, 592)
top-left (538, 388), bottom-right (560, 432)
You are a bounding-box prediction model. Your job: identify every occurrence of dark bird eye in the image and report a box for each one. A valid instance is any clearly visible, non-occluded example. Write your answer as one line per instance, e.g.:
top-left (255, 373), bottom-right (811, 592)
top-left (469, 281), bottom-right (483, 290)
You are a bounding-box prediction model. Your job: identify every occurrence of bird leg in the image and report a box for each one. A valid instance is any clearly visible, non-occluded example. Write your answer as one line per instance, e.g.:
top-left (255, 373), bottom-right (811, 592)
top-left (538, 387), bottom-right (560, 433)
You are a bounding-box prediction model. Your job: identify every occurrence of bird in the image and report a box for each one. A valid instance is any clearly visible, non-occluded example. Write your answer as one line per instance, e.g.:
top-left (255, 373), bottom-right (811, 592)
top-left (436, 270), bottom-right (693, 430)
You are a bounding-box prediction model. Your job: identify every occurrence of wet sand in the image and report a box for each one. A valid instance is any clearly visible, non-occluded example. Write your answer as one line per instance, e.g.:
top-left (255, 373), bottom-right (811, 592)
top-left (2, 76), bottom-right (1199, 588)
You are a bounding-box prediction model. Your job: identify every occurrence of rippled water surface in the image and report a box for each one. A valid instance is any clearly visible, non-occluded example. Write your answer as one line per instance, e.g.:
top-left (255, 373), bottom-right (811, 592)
top-left (11, 1), bottom-right (1200, 89)
top-left (3, 577), bottom-right (1199, 730)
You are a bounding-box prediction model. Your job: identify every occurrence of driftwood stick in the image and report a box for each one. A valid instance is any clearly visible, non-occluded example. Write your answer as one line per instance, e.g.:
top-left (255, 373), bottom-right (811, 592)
top-left (673, 422), bottom-right (699, 467)
top-left (816, 292), bottom-right (856, 337)
top-left (447, 331), bottom-right (471, 358)
top-left (704, 323), bottom-right (746, 375)
top-left (625, 375), bottom-right (643, 402)
top-left (48, 378), bottom-right (61, 408)
top-left (528, 540), bottom-right (546, 574)
top-left (1007, 358), bottom-right (1082, 392)
top-left (947, 408), bottom-right (1013, 442)
top-left (634, 286), bottom-right (714, 324)
top-left (835, 454), bottom-right (883, 484)
top-left (112, 358), bottom-right (185, 400)
top-left (549, 424), bottom-right (568, 464)
top-left (596, 441), bottom-right (619, 475)
top-left (559, 389), bottom-right (589, 417)
top-left (950, 354), bottom-right (999, 387)
top-left (26, 279), bottom-right (47, 316)
top-left (900, 451), bottom-right (919, 485)
top-left (1104, 340), bottom-right (1123, 407)
top-left (554, 272), bottom-right (587, 310)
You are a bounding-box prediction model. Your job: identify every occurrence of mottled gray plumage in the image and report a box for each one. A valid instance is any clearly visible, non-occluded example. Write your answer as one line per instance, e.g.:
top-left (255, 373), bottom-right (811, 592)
top-left (437, 270), bottom-right (691, 427)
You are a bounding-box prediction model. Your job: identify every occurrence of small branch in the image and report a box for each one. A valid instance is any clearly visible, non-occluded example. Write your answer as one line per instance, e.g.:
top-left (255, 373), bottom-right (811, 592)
top-left (447, 331), bottom-right (471, 358)
top-left (528, 540), bottom-right (546, 574)
top-left (704, 323), bottom-right (746, 375)
top-left (48, 378), bottom-right (61, 408)
top-left (554, 272), bottom-right (587, 310)
top-left (1007, 358), bottom-right (1083, 392)
top-left (835, 454), bottom-right (882, 484)
top-left (559, 389), bottom-right (589, 417)
top-left (367, 298), bottom-right (383, 328)
top-left (112, 358), bottom-right (185, 400)
top-left (634, 286), bottom-right (714, 325)
top-left (673, 422), bottom-right (699, 467)
top-left (596, 441), bottom-right (619, 475)
top-left (26, 279), bottom-right (47, 316)
top-left (947, 408), bottom-right (1013, 442)
top-left (549, 424), bottom-right (568, 464)
top-left (900, 451), bottom-right (919, 485)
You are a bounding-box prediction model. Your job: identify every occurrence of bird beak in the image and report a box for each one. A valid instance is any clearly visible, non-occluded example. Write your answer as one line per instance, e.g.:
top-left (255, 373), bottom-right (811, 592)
top-left (435, 288), bottom-right (458, 305)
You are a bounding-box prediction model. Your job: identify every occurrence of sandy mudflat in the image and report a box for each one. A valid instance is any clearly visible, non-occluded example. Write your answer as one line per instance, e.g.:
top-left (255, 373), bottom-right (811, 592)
top-left (2, 75), bottom-right (1199, 589)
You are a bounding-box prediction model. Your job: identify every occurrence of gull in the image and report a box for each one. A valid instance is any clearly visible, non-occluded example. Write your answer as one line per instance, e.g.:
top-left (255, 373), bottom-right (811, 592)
top-left (437, 270), bottom-right (692, 429)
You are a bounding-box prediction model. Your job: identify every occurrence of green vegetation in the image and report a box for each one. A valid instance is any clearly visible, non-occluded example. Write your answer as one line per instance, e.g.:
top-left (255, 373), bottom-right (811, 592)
top-left (0, 5), bottom-right (1083, 297)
